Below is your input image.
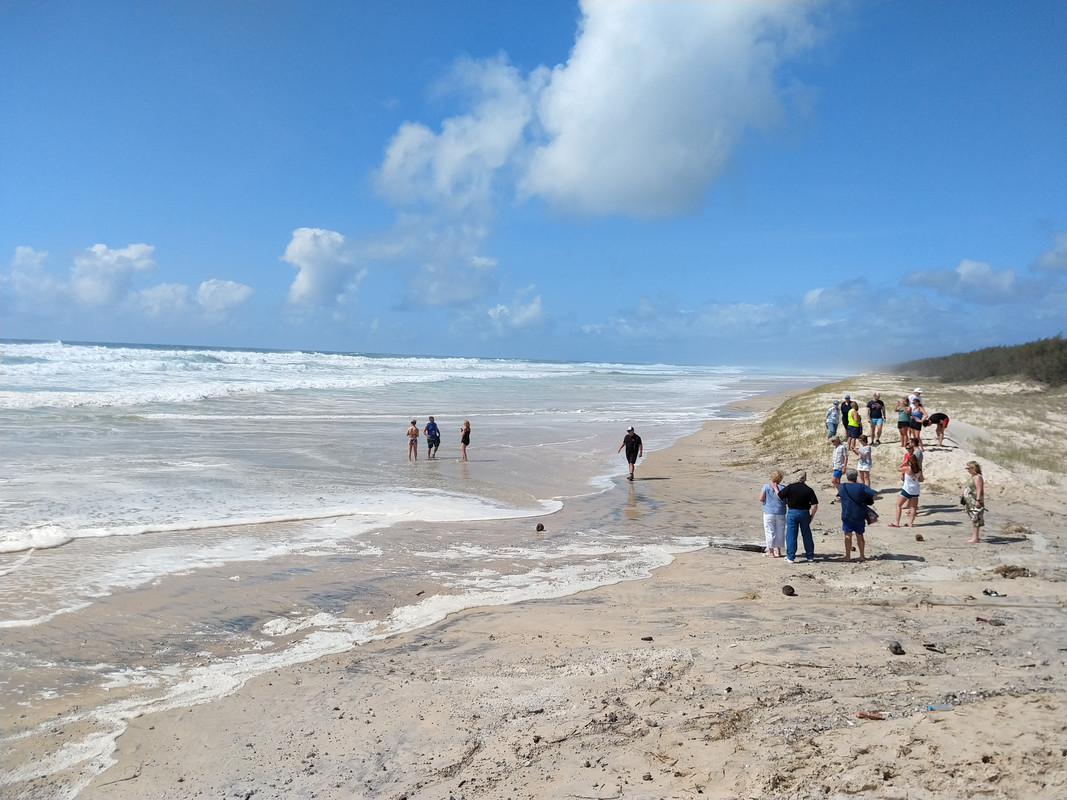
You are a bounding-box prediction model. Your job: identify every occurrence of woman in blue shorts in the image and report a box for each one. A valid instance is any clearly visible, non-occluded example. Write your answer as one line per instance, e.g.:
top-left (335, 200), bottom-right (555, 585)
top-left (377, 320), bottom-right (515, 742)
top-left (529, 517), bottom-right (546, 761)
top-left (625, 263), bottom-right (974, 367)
top-left (890, 453), bottom-right (921, 528)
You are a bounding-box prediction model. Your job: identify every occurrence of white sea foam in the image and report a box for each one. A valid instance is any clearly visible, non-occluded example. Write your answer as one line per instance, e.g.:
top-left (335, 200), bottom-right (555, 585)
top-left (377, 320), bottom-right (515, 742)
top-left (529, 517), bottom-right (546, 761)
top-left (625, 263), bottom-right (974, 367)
top-left (0, 340), bottom-right (831, 798)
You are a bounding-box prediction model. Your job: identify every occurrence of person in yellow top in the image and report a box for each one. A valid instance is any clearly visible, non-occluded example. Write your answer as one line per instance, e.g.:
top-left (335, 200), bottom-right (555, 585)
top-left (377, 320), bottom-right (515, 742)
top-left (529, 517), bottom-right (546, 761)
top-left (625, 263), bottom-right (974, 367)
top-left (845, 400), bottom-right (862, 447)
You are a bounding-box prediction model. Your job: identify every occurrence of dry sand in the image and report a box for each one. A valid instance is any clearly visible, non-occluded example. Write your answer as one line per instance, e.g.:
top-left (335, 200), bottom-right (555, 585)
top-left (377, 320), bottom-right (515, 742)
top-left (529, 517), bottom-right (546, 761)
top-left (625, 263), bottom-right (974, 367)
top-left (74, 381), bottom-right (1066, 800)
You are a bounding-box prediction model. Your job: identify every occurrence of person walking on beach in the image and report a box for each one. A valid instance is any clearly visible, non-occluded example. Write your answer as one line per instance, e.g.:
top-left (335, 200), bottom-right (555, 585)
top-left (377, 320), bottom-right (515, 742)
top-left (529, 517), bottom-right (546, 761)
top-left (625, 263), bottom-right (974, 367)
top-left (618, 426), bottom-right (643, 481)
top-left (838, 468), bottom-right (877, 562)
top-left (825, 400), bottom-right (841, 439)
top-left (424, 416), bottom-right (441, 459)
top-left (866, 393), bottom-right (886, 445)
top-left (830, 436), bottom-right (848, 492)
top-left (460, 420), bottom-right (471, 462)
top-left (407, 419), bottom-right (420, 461)
top-left (963, 461), bottom-right (985, 543)
top-left (851, 434), bottom-right (872, 487)
top-left (890, 452), bottom-right (921, 528)
top-left (759, 470), bottom-right (787, 557)
top-left (777, 472), bottom-right (819, 563)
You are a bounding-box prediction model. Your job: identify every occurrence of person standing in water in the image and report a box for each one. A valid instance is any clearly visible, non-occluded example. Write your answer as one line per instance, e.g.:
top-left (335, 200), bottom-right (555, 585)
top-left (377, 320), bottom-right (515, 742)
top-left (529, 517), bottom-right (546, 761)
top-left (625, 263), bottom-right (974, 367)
top-left (424, 416), bottom-right (441, 459)
top-left (460, 420), bottom-right (471, 462)
top-left (407, 419), bottom-right (420, 461)
top-left (618, 426), bottom-right (643, 481)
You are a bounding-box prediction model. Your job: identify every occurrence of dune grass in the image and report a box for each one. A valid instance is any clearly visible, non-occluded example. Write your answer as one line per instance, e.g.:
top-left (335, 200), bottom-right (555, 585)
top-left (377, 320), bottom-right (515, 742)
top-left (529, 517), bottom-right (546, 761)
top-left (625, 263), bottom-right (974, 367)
top-left (756, 376), bottom-right (1066, 481)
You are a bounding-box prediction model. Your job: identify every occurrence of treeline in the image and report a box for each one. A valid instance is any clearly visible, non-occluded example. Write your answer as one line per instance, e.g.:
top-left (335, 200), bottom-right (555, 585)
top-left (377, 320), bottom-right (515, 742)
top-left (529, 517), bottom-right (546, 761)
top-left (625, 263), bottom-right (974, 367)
top-left (892, 336), bottom-right (1067, 386)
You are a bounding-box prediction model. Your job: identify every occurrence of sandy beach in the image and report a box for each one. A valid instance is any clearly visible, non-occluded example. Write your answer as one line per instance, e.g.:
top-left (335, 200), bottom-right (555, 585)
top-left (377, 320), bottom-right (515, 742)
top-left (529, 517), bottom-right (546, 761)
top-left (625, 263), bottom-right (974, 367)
top-left (31, 377), bottom-right (1067, 799)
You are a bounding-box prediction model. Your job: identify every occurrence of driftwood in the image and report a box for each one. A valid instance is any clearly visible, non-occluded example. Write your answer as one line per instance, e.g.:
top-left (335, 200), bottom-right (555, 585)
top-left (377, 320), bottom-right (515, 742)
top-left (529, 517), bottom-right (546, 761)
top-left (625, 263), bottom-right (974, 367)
top-left (707, 541), bottom-right (765, 553)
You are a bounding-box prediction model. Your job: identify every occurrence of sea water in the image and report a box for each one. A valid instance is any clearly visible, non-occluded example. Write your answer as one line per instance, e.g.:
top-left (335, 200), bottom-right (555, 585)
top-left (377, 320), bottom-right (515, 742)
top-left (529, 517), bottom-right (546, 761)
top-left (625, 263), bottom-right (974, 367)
top-left (0, 340), bottom-right (819, 797)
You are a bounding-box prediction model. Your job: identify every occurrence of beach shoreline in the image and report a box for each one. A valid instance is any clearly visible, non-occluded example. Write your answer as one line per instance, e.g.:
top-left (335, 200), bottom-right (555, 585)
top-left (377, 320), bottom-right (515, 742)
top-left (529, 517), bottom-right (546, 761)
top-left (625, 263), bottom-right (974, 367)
top-left (8, 377), bottom-right (1066, 800)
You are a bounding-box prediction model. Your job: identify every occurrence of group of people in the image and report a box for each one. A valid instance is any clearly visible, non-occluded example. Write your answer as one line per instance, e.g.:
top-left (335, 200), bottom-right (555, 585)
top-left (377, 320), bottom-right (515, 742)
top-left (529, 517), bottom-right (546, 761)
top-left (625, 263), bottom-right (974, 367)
top-left (406, 417), bottom-right (471, 462)
top-left (758, 386), bottom-right (985, 562)
top-left (826, 387), bottom-right (951, 451)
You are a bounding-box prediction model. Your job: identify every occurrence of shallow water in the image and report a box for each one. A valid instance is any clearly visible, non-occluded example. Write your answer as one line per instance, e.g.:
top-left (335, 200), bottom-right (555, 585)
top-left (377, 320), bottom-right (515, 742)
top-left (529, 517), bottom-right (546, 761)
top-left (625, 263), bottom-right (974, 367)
top-left (0, 340), bottom-right (822, 797)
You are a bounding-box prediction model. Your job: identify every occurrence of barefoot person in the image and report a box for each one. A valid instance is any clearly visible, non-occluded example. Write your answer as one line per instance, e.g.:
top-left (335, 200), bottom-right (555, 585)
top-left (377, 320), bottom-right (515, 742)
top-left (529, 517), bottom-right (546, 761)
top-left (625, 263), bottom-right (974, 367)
top-left (423, 416), bottom-right (441, 459)
top-left (618, 426), bottom-right (643, 481)
top-left (758, 470), bottom-right (787, 557)
top-left (923, 412), bottom-right (950, 447)
top-left (838, 468), bottom-right (877, 562)
top-left (963, 461), bottom-right (986, 542)
top-left (459, 420), bottom-right (471, 462)
top-left (890, 452), bottom-right (921, 528)
top-left (407, 419), bottom-right (420, 461)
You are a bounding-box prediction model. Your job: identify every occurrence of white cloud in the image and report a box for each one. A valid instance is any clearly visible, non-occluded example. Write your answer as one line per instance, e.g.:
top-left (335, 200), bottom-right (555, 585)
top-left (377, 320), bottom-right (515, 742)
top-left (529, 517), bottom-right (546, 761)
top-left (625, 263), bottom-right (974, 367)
top-left (1033, 232), bottom-right (1066, 272)
top-left (903, 258), bottom-right (1017, 303)
top-left (488, 288), bottom-right (545, 331)
top-left (4, 244), bottom-right (254, 326)
top-left (364, 2), bottom-right (824, 313)
top-left (375, 55), bottom-right (539, 213)
top-left (134, 283), bottom-right (190, 317)
top-left (197, 279), bottom-right (254, 315)
top-left (70, 243), bottom-right (155, 306)
top-left (283, 227), bottom-right (361, 306)
top-left (6, 246), bottom-right (64, 309)
top-left (521, 1), bottom-right (819, 216)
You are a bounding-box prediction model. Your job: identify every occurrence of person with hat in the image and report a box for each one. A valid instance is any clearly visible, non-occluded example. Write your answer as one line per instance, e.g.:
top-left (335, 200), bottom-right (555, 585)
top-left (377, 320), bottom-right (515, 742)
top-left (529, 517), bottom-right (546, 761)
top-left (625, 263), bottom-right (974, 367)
top-left (825, 400), bottom-right (841, 439)
top-left (618, 426), bottom-right (643, 481)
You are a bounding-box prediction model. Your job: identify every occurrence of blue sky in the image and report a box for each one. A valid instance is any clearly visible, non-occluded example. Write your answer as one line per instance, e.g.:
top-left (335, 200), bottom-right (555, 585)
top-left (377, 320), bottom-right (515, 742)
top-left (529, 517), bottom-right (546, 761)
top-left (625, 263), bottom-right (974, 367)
top-left (2, 0), bottom-right (1064, 369)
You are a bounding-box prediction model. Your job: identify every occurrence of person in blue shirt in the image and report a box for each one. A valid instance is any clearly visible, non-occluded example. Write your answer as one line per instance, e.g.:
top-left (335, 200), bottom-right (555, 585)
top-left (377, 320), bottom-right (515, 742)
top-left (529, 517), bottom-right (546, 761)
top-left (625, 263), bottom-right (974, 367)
top-left (837, 468), bottom-right (878, 562)
top-left (758, 470), bottom-right (787, 557)
top-left (424, 416), bottom-right (441, 458)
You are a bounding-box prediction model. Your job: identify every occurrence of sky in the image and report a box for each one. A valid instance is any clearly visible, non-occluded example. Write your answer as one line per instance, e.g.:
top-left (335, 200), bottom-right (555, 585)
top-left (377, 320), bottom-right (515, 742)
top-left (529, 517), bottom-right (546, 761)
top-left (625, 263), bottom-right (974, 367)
top-left (2, 0), bottom-right (1064, 369)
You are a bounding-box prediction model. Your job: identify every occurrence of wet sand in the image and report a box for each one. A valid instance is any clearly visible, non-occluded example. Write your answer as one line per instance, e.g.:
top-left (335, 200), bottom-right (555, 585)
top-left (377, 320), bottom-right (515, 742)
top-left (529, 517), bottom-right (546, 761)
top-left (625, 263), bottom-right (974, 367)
top-left (21, 384), bottom-right (1067, 799)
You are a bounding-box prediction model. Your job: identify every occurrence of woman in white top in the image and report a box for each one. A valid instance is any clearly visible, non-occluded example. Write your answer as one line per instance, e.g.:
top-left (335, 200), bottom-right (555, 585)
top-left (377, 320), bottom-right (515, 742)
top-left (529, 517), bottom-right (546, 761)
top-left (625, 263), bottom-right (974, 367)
top-left (890, 453), bottom-right (921, 528)
top-left (851, 434), bottom-right (872, 487)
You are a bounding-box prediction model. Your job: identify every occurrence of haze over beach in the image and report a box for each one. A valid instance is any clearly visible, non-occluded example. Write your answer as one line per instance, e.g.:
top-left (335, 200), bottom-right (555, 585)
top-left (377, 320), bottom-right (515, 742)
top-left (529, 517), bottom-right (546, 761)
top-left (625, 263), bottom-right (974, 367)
top-left (1, 0), bottom-right (1064, 365)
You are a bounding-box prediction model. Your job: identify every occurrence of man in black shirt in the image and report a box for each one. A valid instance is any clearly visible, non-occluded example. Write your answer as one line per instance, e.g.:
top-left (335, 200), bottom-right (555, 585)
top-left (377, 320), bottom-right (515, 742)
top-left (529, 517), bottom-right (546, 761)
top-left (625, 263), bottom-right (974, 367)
top-left (777, 471), bottom-right (819, 563)
top-left (866, 393), bottom-right (886, 445)
top-left (618, 426), bottom-right (643, 481)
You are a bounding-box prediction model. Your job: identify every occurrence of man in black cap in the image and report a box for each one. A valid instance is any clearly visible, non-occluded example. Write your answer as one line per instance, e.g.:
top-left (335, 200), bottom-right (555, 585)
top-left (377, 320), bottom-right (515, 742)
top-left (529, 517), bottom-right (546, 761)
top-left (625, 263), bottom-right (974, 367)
top-left (618, 426), bottom-right (643, 481)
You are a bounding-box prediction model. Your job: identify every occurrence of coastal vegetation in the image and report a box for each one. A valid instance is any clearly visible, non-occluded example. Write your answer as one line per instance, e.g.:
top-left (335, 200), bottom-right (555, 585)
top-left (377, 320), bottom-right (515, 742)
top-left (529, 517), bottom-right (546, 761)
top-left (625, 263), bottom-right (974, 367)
top-left (891, 335), bottom-right (1067, 386)
top-left (756, 376), bottom-right (1066, 481)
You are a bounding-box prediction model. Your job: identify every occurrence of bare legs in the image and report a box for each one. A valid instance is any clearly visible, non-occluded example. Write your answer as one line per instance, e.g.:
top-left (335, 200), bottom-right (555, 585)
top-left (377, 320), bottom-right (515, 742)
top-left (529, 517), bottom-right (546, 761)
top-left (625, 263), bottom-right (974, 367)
top-left (891, 495), bottom-right (918, 527)
top-left (844, 532), bottom-right (866, 562)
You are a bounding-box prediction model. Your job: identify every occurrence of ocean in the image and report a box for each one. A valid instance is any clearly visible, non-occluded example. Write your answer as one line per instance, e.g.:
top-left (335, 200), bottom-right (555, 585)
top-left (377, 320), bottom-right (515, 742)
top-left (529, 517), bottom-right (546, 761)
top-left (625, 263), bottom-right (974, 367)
top-left (0, 340), bottom-right (819, 797)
